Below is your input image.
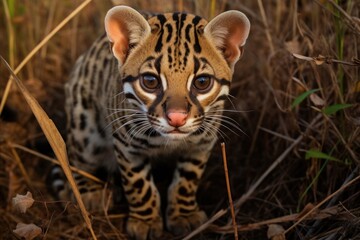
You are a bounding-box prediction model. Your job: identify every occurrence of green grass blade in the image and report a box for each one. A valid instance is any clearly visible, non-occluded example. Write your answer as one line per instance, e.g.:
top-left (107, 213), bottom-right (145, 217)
top-left (291, 89), bottom-right (319, 109)
top-left (323, 103), bottom-right (353, 116)
top-left (305, 149), bottom-right (339, 162)
top-left (7, 0), bottom-right (15, 17)
top-left (297, 159), bottom-right (328, 212)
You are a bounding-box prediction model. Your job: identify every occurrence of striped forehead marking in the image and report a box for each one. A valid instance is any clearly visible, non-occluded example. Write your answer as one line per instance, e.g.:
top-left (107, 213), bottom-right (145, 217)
top-left (152, 13), bottom-right (204, 72)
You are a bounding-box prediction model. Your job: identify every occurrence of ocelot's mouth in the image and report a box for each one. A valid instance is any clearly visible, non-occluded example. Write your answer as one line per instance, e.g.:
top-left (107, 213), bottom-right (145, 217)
top-left (164, 129), bottom-right (190, 140)
top-left (167, 129), bottom-right (186, 134)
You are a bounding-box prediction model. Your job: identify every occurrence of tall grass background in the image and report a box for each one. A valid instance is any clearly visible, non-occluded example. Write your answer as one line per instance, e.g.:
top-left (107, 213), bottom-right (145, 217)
top-left (0, 0), bottom-right (359, 239)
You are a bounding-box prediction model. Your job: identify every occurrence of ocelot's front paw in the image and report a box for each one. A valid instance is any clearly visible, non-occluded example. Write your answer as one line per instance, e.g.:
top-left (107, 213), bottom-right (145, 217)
top-left (63, 183), bottom-right (113, 211)
top-left (78, 188), bottom-right (113, 211)
top-left (126, 215), bottom-right (163, 240)
top-left (166, 210), bottom-right (207, 236)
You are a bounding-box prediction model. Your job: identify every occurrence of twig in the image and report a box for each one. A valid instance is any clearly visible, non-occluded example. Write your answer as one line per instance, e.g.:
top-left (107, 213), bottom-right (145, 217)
top-left (304, 166), bottom-right (359, 237)
top-left (2, 0), bottom-right (15, 68)
top-left (10, 143), bottom-right (103, 184)
top-left (221, 142), bottom-right (238, 240)
top-left (234, 132), bottom-right (305, 212)
top-left (257, 0), bottom-right (275, 55)
top-left (7, 143), bottom-right (32, 187)
top-left (210, 206), bottom-right (340, 233)
top-left (293, 53), bottom-right (360, 66)
top-left (259, 127), bottom-right (296, 142)
top-left (327, 0), bottom-right (360, 34)
top-left (284, 173), bottom-right (360, 235)
top-left (247, 90), bottom-right (270, 162)
top-left (324, 114), bottom-right (360, 163)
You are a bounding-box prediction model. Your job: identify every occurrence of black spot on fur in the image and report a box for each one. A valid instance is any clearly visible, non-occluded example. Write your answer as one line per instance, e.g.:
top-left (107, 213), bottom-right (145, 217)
top-left (178, 198), bottom-right (195, 206)
top-left (70, 116), bottom-right (76, 129)
top-left (179, 168), bottom-right (197, 181)
top-left (179, 207), bottom-right (195, 214)
top-left (92, 146), bottom-right (105, 155)
top-left (185, 24), bottom-right (192, 42)
top-left (194, 56), bottom-right (200, 74)
top-left (178, 186), bottom-right (194, 197)
top-left (131, 160), bottom-right (149, 173)
top-left (155, 55), bottom-right (163, 73)
top-left (122, 176), bottom-right (129, 185)
top-left (80, 114), bottom-right (86, 130)
top-left (95, 166), bottom-right (109, 181)
top-left (155, 15), bottom-right (166, 52)
top-left (83, 137), bottom-right (89, 147)
top-left (165, 23), bottom-right (173, 42)
top-left (113, 133), bottom-right (129, 147)
top-left (97, 124), bottom-right (106, 138)
top-left (133, 207), bottom-right (153, 216)
top-left (179, 158), bottom-right (202, 166)
top-left (133, 178), bottom-right (144, 189)
top-left (192, 16), bottom-right (202, 53)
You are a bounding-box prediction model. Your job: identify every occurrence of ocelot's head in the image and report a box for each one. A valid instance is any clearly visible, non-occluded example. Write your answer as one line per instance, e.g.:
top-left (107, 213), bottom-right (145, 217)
top-left (105, 6), bottom-right (250, 139)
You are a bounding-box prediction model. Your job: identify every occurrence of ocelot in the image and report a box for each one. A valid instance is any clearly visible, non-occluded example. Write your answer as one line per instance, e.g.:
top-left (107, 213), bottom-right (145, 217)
top-left (53, 5), bottom-right (250, 239)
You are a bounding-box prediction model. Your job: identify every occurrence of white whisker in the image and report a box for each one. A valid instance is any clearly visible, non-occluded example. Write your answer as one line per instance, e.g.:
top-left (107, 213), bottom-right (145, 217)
top-left (202, 120), bottom-right (228, 140)
top-left (104, 112), bottom-right (144, 130)
top-left (205, 116), bottom-right (243, 137)
top-left (112, 117), bottom-right (148, 135)
top-left (128, 123), bottom-right (151, 144)
top-left (207, 109), bottom-right (251, 114)
top-left (226, 94), bottom-right (237, 110)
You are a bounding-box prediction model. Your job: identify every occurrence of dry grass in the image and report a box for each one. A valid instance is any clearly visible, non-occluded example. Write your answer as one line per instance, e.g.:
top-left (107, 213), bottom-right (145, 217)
top-left (1, 0), bottom-right (360, 239)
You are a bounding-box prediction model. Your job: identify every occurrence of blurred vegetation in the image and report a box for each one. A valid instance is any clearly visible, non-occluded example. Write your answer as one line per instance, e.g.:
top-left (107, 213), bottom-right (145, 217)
top-left (0, 0), bottom-right (359, 239)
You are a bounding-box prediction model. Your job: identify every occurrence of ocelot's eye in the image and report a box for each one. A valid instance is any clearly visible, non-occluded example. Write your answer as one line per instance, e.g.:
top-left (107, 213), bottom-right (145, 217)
top-left (193, 75), bottom-right (213, 93)
top-left (140, 74), bottom-right (160, 92)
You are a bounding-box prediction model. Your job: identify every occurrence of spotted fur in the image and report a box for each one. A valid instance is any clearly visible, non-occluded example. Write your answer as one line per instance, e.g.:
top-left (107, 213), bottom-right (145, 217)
top-left (54, 6), bottom-right (250, 240)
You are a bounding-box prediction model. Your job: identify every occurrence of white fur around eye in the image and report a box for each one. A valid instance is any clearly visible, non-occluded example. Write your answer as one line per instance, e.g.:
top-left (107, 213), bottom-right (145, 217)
top-left (218, 85), bottom-right (229, 97)
top-left (202, 84), bottom-right (229, 113)
top-left (160, 74), bottom-right (167, 91)
top-left (123, 82), bottom-right (135, 95)
top-left (187, 74), bottom-right (194, 91)
top-left (135, 81), bottom-right (156, 100)
top-left (124, 81), bottom-right (155, 106)
top-left (197, 81), bottom-right (222, 102)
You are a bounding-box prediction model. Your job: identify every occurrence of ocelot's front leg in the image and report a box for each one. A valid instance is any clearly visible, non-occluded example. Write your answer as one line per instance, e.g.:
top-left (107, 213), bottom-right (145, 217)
top-left (116, 151), bottom-right (163, 240)
top-left (166, 150), bottom-right (212, 235)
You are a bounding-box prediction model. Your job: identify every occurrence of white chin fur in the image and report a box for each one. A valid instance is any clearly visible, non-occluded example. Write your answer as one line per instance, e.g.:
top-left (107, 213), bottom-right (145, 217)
top-left (160, 132), bottom-right (190, 140)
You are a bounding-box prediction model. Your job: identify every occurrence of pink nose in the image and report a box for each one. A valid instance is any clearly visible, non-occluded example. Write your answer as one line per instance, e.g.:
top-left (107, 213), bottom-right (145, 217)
top-left (167, 112), bottom-right (188, 127)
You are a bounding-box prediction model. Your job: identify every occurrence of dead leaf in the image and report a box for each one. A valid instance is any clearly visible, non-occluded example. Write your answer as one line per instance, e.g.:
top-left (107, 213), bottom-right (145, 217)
top-left (313, 55), bottom-right (326, 65)
top-left (313, 59), bottom-right (324, 65)
top-left (291, 77), bottom-right (307, 90)
top-left (285, 39), bottom-right (300, 54)
top-left (293, 53), bottom-right (329, 65)
top-left (292, 53), bottom-right (313, 61)
top-left (267, 224), bottom-right (286, 240)
top-left (12, 192), bottom-right (34, 213)
top-left (13, 223), bottom-right (42, 240)
top-left (310, 93), bottom-right (325, 107)
top-left (298, 203), bottom-right (318, 219)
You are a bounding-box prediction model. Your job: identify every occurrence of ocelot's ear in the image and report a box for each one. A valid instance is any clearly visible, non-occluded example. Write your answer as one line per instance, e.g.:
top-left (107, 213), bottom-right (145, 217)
top-left (105, 6), bottom-right (151, 64)
top-left (204, 10), bottom-right (250, 68)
